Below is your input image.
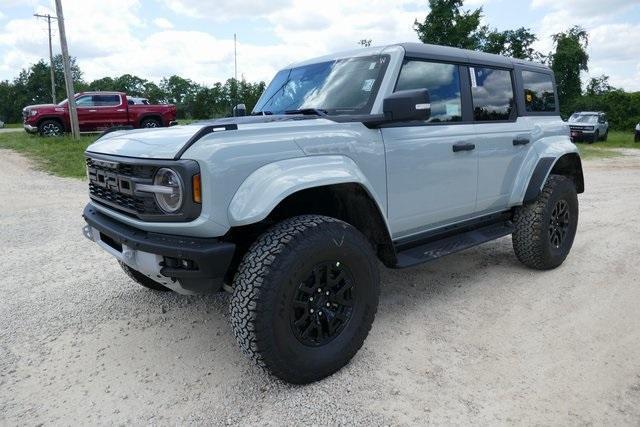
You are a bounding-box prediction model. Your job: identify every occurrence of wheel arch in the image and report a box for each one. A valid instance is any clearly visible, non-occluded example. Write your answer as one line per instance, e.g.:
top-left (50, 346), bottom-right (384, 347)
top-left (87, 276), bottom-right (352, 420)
top-left (523, 152), bottom-right (584, 204)
top-left (138, 114), bottom-right (162, 127)
top-left (227, 156), bottom-right (395, 266)
top-left (36, 116), bottom-right (65, 130)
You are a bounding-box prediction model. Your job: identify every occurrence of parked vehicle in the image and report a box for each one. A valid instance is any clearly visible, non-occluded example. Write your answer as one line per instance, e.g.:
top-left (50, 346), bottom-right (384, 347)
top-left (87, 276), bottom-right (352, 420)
top-left (635, 123), bottom-right (640, 142)
top-left (82, 43), bottom-right (583, 384)
top-left (0, 120), bottom-right (4, 128)
top-left (22, 92), bottom-right (176, 136)
top-left (568, 111), bottom-right (608, 143)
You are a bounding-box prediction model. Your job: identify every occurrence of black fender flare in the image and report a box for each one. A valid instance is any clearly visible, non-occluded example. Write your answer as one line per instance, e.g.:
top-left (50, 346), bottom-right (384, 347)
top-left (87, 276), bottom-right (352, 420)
top-left (523, 154), bottom-right (584, 204)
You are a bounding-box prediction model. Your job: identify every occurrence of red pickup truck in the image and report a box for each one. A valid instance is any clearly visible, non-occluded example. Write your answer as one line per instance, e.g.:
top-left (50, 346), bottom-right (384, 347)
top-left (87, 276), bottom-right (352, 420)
top-left (22, 91), bottom-right (177, 136)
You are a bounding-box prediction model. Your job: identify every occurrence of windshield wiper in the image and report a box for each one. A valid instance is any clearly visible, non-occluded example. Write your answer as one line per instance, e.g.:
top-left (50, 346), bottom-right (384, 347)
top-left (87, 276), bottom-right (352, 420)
top-left (251, 111), bottom-right (274, 116)
top-left (284, 108), bottom-right (328, 117)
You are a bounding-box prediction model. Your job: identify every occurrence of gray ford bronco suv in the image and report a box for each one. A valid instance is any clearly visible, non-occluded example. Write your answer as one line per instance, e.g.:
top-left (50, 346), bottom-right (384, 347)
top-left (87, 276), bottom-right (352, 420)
top-left (82, 43), bottom-right (583, 384)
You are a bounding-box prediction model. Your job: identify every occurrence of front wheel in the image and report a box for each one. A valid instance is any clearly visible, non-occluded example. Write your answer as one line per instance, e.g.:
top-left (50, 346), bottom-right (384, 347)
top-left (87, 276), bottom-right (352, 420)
top-left (229, 215), bottom-right (380, 384)
top-left (38, 119), bottom-right (63, 137)
top-left (512, 175), bottom-right (579, 270)
top-left (601, 129), bottom-right (608, 141)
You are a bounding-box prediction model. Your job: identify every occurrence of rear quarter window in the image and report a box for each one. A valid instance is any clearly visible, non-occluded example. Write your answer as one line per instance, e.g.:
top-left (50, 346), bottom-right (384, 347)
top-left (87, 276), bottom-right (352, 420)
top-left (522, 71), bottom-right (556, 112)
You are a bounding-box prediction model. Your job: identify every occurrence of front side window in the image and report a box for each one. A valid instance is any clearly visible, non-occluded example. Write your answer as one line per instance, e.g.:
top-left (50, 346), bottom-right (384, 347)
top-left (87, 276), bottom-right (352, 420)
top-left (470, 67), bottom-right (514, 121)
top-left (395, 60), bottom-right (462, 123)
top-left (75, 96), bottom-right (95, 107)
top-left (522, 70), bottom-right (556, 112)
top-left (252, 55), bottom-right (389, 115)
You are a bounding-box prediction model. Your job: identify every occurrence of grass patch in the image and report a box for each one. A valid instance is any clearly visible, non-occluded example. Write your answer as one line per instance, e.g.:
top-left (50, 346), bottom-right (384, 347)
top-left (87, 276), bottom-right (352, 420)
top-left (0, 132), bottom-right (94, 178)
top-left (3, 123), bottom-right (23, 128)
top-left (575, 131), bottom-right (639, 160)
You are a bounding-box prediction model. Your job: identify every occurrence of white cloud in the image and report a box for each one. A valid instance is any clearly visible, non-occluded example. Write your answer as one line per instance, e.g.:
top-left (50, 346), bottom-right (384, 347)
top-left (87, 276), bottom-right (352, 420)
top-left (531, 0), bottom-right (640, 91)
top-left (161, 0), bottom-right (291, 20)
top-left (0, 0), bottom-right (639, 93)
top-left (153, 17), bottom-right (174, 30)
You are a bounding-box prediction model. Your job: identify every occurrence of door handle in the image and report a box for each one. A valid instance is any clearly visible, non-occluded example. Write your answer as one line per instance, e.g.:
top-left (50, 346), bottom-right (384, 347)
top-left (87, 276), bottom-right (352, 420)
top-left (513, 137), bottom-right (530, 146)
top-left (88, 109), bottom-right (97, 112)
top-left (452, 142), bottom-right (476, 152)
top-left (116, 109), bottom-right (126, 112)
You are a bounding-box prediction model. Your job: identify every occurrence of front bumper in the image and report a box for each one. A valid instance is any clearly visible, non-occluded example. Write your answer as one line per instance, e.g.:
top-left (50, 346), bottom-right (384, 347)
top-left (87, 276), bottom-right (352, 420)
top-left (24, 123), bottom-right (38, 133)
top-left (82, 204), bottom-right (235, 294)
top-left (570, 130), bottom-right (596, 142)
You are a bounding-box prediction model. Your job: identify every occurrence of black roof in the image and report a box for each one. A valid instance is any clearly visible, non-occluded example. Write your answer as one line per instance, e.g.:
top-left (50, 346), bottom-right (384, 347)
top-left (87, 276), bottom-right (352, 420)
top-left (398, 43), bottom-right (550, 72)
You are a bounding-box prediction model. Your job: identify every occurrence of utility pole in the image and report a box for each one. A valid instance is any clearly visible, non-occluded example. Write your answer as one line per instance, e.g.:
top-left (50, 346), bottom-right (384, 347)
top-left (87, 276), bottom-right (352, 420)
top-left (54, 0), bottom-right (79, 139)
top-left (34, 13), bottom-right (58, 104)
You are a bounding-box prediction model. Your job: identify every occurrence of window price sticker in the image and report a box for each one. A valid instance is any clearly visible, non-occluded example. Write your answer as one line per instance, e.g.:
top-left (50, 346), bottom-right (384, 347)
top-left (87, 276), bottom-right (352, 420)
top-left (469, 67), bottom-right (478, 88)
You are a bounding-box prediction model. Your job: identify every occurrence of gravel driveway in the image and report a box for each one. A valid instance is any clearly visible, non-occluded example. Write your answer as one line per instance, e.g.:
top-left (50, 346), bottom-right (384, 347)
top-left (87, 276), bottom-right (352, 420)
top-left (1, 149), bottom-right (639, 425)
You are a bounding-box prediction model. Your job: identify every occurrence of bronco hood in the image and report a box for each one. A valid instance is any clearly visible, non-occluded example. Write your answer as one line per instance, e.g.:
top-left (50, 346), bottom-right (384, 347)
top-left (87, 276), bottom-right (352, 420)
top-left (86, 115), bottom-right (322, 159)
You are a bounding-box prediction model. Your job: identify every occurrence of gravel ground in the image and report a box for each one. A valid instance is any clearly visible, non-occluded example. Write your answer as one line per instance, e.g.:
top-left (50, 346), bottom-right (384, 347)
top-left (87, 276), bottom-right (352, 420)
top-left (1, 149), bottom-right (640, 425)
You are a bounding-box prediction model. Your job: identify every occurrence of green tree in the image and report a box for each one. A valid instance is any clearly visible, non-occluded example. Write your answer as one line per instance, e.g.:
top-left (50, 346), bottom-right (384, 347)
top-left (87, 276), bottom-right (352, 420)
top-left (414, 0), bottom-right (485, 50)
top-left (550, 26), bottom-right (589, 115)
top-left (585, 74), bottom-right (614, 96)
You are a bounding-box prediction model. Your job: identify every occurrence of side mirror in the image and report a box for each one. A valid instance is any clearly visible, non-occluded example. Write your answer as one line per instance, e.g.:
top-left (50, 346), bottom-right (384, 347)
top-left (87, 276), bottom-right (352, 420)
top-left (382, 89), bottom-right (430, 123)
top-left (233, 103), bottom-right (247, 117)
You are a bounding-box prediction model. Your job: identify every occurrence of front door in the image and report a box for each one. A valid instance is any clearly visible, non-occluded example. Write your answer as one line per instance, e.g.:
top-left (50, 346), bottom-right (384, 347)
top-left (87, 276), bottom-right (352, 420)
top-left (382, 59), bottom-right (478, 239)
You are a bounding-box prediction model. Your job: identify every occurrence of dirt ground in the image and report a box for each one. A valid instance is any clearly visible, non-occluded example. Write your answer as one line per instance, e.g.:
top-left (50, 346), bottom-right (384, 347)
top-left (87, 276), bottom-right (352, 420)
top-left (1, 149), bottom-right (639, 425)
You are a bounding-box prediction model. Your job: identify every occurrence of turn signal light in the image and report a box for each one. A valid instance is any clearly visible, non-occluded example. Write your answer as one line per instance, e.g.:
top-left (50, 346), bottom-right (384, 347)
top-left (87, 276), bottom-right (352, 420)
top-left (192, 174), bottom-right (202, 203)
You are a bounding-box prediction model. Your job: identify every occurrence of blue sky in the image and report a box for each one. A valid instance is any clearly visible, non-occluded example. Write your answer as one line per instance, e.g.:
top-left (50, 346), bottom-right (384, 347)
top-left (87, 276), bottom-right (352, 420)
top-left (1, 0), bottom-right (639, 90)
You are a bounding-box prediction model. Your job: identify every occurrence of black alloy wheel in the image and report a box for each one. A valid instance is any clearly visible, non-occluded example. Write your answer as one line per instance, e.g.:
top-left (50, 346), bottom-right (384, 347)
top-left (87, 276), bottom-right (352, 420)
top-left (548, 199), bottom-right (570, 249)
top-left (290, 261), bottom-right (355, 347)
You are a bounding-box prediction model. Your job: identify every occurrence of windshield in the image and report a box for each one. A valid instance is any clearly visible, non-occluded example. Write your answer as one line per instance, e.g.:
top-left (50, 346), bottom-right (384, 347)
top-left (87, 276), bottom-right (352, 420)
top-left (572, 114), bottom-right (598, 123)
top-left (252, 55), bottom-right (389, 115)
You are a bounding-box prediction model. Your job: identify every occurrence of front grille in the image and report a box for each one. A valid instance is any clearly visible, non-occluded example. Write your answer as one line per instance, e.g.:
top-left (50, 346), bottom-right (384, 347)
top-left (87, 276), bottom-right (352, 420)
top-left (569, 125), bottom-right (593, 131)
top-left (86, 157), bottom-right (161, 217)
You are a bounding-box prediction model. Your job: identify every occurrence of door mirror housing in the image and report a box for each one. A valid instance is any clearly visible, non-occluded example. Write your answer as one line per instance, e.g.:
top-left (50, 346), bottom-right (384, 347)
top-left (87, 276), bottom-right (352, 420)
top-left (382, 89), bottom-right (431, 123)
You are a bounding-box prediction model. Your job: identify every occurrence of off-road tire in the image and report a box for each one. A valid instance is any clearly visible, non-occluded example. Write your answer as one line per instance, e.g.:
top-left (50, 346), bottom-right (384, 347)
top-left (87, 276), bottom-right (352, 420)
top-left (140, 118), bottom-right (161, 128)
top-left (118, 261), bottom-right (171, 291)
top-left (512, 174), bottom-right (578, 270)
top-left (38, 119), bottom-right (63, 137)
top-left (229, 215), bottom-right (380, 384)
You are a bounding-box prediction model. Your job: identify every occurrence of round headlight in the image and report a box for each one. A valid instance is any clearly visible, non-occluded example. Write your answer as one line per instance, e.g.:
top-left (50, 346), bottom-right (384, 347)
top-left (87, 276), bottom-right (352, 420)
top-left (153, 168), bottom-right (183, 213)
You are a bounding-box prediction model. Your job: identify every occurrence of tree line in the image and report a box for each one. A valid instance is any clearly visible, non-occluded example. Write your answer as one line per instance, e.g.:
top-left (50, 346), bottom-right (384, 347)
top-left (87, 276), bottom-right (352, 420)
top-left (0, 54), bottom-right (265, 123)
top-left (1, 0), bottom-right (638, 130)
top-left (414, 0), bottom-right (639, 130)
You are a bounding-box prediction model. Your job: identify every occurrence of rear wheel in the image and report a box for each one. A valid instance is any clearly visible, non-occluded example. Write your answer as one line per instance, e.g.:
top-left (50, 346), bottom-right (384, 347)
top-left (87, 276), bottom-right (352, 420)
top-left (119, 261), bottom-right (171, 291)
top-left (140, 118), bottom-right (161, 128)
top-left (229, 215), bottom-right (380, 384)
top-left (38, 119), bottom-right (63, 137)
top-left (512, 175), bottom-right (578, 270)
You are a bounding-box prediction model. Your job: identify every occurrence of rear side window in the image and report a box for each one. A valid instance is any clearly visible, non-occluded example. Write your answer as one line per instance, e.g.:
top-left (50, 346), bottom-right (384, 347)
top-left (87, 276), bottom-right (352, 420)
top-left (94, 95), bottom-right (121, 106)
top-left (395, 60), bottom-right (462, 122)
top-left (522, 71), bottom-right (556, 112)
top-left (470, 67), bottom-right (514, 121)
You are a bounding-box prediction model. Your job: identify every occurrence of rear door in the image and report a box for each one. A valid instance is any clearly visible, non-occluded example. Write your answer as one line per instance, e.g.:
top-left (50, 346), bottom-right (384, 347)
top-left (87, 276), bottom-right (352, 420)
top-left (92, 94), bottom-right (128, 130)
top-left (382, 59), bottom-right (478, 239)
top-left (470, 66), bottom-right (532, 213)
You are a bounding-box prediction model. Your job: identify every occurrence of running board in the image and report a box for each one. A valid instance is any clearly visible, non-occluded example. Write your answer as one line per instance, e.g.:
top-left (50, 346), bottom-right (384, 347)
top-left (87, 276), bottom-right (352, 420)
top-left (394, 222), bottom-right (513, 268)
